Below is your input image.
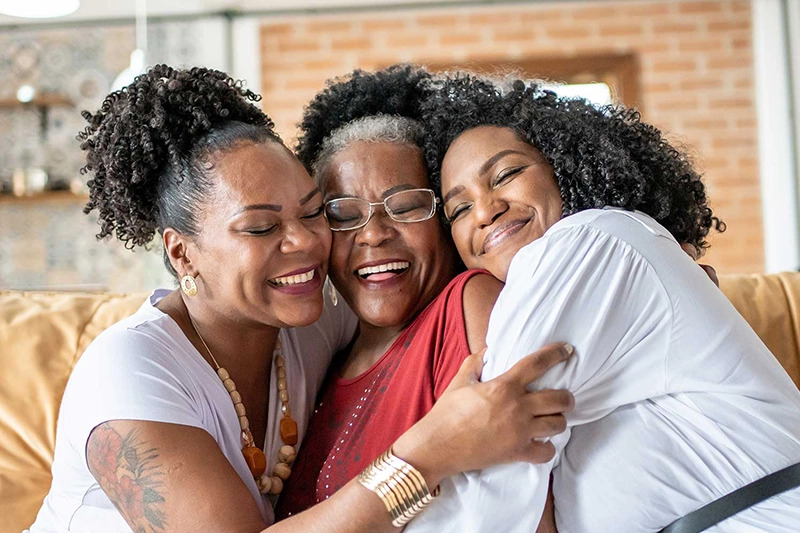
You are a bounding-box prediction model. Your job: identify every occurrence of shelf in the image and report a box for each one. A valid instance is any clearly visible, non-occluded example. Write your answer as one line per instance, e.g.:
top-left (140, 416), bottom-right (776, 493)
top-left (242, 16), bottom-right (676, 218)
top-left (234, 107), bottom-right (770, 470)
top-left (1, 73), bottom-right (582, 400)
top-left (0, 191), bottom-right (87, 203)
top-left (0, 93), bottom-right (74, 109)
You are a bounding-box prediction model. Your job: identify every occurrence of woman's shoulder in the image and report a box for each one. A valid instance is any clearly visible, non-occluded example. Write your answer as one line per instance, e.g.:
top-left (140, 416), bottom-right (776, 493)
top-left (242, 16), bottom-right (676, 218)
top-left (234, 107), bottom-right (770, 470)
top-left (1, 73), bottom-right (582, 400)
top-left (544, 209), bottom-right (675, 248)
top-left (75, 292), bottom-right (191, 378)
top-left (414, 270), bottom-right (502, 354)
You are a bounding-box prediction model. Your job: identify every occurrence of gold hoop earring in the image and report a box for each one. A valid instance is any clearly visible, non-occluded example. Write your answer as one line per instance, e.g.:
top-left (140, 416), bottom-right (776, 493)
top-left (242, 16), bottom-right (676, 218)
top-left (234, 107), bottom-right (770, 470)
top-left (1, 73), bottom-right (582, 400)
top-left (326, 277), bottom-right (339, 307)
top-left (181, 275), bottom-right (198, 297)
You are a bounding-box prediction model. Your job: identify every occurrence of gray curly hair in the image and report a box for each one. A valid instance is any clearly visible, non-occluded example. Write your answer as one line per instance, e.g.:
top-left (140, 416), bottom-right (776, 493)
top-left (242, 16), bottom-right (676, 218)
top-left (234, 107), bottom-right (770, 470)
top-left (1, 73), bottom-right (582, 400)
top-left (311, 114), bottom-right (424, 182)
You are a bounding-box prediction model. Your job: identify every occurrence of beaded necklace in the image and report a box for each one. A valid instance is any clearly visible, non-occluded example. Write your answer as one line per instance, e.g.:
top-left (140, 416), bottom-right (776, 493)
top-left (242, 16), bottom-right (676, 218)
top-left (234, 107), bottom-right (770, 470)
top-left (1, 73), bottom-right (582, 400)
top-left (188, 315), bottom-right (298, 495)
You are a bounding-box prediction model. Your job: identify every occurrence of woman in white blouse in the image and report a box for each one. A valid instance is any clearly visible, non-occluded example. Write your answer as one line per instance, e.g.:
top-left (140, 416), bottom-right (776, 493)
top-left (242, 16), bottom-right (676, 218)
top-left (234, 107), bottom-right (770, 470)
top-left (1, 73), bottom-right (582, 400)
top-left (412, 74), bottom-right (800, 533)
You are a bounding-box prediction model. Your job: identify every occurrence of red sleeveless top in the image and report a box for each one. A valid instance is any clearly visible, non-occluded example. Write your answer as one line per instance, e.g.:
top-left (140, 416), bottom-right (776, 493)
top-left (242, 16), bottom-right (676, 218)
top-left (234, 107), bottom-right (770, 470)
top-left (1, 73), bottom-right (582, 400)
top-left (275, 270), bottom-right (481, 518)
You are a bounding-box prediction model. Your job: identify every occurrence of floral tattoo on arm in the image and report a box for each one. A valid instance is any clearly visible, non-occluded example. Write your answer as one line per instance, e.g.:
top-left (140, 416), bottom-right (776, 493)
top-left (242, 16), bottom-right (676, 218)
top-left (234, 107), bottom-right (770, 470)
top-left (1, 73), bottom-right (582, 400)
top-left (88, 423), bottom-right (167, 532)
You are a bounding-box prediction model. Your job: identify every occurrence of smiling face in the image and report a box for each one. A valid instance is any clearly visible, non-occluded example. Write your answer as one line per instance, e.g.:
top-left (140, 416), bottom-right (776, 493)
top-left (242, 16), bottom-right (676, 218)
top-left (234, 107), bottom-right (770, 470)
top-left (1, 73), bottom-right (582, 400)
top-left (186, 141), bottom-right (331, 329)
top-left (440, 126), bottom-right (563, 281)
top-left (322, 141), bottom-right (458, 329)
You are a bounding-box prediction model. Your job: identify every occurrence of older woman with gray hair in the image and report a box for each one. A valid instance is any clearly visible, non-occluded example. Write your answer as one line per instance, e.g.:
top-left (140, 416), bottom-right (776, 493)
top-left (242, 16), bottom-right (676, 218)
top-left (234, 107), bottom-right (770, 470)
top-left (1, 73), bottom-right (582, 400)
top-left (275, 66), bottom-right (573, 527)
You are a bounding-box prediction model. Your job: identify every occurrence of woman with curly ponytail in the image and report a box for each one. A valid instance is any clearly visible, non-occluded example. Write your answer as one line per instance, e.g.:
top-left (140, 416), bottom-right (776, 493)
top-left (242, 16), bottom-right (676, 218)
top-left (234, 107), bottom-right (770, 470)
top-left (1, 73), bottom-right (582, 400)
top-left (414, 72), bottom-right (800, 533)
top-left (28, 65), bottom-right (568, 533)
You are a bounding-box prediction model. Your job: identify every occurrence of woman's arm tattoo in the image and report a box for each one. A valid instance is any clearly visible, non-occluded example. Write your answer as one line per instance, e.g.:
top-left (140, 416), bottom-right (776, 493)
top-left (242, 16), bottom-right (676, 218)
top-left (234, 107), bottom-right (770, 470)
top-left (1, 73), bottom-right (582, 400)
top-left (87, 422), bottom-right (167, 532)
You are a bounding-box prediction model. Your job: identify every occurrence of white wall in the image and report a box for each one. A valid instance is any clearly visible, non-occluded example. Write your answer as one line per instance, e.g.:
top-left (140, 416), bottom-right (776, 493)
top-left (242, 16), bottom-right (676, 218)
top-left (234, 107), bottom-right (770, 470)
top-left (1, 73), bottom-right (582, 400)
top-left (753, 0), bottom-right (800, 272)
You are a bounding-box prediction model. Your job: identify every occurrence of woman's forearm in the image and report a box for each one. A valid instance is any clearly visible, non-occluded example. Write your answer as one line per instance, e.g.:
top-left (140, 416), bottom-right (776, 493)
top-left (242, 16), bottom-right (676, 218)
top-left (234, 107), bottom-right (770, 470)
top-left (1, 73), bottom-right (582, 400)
top-left (268, 343), bottom-right (574, 533)
top-left (265, 478), bottom-right (398, 533)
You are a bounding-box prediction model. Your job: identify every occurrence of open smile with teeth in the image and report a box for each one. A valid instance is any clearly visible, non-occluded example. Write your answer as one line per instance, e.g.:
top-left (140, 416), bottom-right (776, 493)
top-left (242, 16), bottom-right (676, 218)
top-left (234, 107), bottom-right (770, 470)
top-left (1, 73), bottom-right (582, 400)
top-left (270, 269), bottom-right (315, 286)
top-left (356, 261), bottom-right (410, 279)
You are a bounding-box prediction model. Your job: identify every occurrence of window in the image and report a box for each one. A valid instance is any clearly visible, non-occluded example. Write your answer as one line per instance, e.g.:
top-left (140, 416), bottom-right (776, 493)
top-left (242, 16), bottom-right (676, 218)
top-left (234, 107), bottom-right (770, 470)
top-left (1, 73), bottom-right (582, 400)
top-left (428, 53), bottom-right (640, 110)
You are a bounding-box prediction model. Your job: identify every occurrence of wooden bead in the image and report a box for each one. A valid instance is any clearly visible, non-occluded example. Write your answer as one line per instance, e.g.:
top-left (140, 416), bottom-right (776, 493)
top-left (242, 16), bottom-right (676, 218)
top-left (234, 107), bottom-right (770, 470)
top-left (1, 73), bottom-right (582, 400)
top-left (230, 391), bottom-right (242, 404)
top-left (278, 445), bottom-right (296, 464)
top-left (280, 417), bottom-right (298, 445)
top-left (273, 462), bottom-right (291, 480)
top-left (217, 368), bottom-right (230, 380)
top-left (223, 378), bottom-right (236, 393)
top-left (257, 474), bottom-right (272, 494)
top-left (281, 404), bottom-right (291, 417)
top-left (279, 389), bottom-right (289, 403)
top-left (234, 402), bottom-right (246, 417)
top-left (242, 429), bottom-right (255, 447)
top-left (268, 476), bottom-right (283, 495)
top-left (277, 380), bottom-right (287, 391)
top-left (239, 416), bottom-right (249, 431)
top-left (277, 367), bottom-right (286, 380)
top-left (242, 446), bottom-right (267, 478)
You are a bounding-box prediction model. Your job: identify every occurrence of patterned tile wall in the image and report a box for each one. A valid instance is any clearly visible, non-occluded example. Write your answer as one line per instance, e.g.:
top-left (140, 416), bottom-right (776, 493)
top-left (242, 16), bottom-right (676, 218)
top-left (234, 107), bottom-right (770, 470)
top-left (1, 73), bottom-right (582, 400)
top-left (1, 21), bottom-right (211, 292)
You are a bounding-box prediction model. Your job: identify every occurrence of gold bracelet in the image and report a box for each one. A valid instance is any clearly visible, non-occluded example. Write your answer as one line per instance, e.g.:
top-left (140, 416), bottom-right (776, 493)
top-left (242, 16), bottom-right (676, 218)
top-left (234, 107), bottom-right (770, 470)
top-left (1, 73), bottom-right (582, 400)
top-left (357, 448), bottom-right (440, 527)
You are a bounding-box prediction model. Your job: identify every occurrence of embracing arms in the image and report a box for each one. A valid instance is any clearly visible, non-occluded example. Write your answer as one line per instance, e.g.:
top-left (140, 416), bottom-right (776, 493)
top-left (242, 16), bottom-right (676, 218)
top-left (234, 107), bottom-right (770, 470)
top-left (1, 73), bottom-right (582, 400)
top-left (86, 343), bottom-right (575, 533)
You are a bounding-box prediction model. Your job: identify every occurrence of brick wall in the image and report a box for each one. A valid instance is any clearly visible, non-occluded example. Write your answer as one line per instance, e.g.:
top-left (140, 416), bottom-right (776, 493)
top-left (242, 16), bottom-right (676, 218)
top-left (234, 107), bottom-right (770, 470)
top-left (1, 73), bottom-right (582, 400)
top-left (260, 0), bottom-right (761, 274)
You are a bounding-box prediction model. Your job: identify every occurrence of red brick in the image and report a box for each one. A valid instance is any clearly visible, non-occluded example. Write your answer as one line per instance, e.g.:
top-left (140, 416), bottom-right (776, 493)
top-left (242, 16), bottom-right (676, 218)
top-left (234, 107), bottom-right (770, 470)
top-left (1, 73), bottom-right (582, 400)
top-left (707, 56), bottom-right (752, 69)
top-left (306, 20), bottom-right (353, 33)
top-left (416, 14), bottom-right (462, 27)
top-left (678, 39), bottom-right (725, 53)
top-left (302, 58), bottom-right (339, 70)
top-left (572, 6), bottom-right (620, 20)
top-left (519, 10), bottom-right (567, 24)
top-left (599, 24), bottom-right (645, 38)
top-left (624, 3), bottom-right (673, 16)
top-left (683, 117), bottom-right (728, 129)
top-left (736, 117), bottom-right (757, 128)
top-left (680, 78), bottom-right (725, 91)
top-left (491, 28), bottom-right (536, 43)
top-left (276, 39), bottom-right (322, 53)
top-left (707, 97), bottom-right (753, 110)
top-left (652, 21), bottom-right (700, 34)
top-left (363, 18), bottom-right (406, 31)
top-left (711, 136), bottom-right (756, 150)
top-left (678, 1), bottom-right (724, 15)
top-left (707, 20), bottom-right (751, 32)
top-left (547, 26), bottom-right (593, 40)
top-left (730, 0), bottom-right (751, 14)
top-left (731, 36), bottom-right (751, 49)
top-left (642, 81), bottom-right (676, 93)
top-left (653, 59), bottom-right (698, 72)
top-left (330, 37), bottom-right (373, 51)
top-left (385, 34), bottom-right (433, 48)
top-left (468, 11), bottom-right (527, 25)
top-left (261, 23), bottom-right (294, 35)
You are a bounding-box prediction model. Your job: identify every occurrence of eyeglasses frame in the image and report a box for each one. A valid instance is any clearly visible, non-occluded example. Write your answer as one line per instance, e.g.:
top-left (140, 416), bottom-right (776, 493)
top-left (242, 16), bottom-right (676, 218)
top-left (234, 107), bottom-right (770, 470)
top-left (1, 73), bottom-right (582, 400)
top-left (324, 188), bottom-right (441, 232)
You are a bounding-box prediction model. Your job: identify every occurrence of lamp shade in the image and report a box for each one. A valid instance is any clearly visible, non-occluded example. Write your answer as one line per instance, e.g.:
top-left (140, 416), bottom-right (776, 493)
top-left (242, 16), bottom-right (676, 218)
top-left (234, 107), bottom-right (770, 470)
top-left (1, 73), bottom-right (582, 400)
top-left (0, 0), bottom-right (80, 18)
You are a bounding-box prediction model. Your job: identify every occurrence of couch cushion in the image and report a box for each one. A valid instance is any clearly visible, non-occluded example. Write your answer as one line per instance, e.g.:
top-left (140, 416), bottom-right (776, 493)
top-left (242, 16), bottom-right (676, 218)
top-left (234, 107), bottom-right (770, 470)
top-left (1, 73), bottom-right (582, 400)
top-left (0, 291), bottom-right (146, 532)
top-left (1, 273), bottom-right (799, 532)
top-left (719, 273), bottom-right (800, 388)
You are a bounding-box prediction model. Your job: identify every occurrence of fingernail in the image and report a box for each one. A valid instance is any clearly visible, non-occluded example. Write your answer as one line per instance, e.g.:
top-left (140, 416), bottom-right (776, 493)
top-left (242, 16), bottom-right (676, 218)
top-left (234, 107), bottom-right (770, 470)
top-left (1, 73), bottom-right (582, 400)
top-left (564, 343), bottom-right (574, 356)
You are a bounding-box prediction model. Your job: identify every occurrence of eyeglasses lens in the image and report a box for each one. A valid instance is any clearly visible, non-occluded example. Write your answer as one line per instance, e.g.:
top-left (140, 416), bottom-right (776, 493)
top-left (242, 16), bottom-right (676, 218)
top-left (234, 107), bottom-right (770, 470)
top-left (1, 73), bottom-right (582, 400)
top-left (324, 189), bottom-right (436, 231)
top-left (385, 190), bottom-right (435, 222)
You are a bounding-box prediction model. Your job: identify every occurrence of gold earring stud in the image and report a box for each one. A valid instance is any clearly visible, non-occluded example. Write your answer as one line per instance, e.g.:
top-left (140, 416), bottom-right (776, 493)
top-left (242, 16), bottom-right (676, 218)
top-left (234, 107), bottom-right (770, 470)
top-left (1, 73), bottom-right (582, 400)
top-left (181, 275), bottom-right (198, 297)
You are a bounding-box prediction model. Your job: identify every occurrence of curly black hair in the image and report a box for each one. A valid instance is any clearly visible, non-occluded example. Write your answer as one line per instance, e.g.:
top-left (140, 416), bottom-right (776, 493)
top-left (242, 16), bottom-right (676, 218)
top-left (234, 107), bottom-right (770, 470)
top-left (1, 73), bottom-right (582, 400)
top-left (295, 63), bottom-right (432, 171)
top-left (421, 75), bottom-right (725, 252)
top-left (78, 64), bottom-right (281, 273)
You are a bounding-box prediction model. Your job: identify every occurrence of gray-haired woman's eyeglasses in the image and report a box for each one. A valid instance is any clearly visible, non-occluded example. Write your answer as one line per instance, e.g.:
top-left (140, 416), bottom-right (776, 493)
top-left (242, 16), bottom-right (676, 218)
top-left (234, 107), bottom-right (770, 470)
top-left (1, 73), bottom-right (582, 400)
top-left (324, 188), bottom-right (440, 231)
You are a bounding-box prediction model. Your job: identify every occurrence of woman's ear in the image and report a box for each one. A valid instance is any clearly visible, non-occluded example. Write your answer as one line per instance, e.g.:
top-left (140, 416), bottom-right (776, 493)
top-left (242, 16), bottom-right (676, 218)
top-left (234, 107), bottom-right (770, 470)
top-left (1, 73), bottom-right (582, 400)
top-left (163, 228), bottom-right (196, 278)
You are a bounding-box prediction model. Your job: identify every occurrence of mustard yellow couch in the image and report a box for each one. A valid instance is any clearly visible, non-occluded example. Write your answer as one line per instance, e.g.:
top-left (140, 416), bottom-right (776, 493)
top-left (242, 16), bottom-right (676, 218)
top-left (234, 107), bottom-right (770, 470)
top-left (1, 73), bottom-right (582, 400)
top-left (2, 274), bottom-right (799, 533)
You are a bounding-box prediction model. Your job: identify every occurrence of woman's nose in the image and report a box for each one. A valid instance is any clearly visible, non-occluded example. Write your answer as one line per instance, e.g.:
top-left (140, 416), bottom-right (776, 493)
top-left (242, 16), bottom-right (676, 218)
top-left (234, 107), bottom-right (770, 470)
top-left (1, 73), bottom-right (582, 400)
top-left (354, 209), bottom-right (397, 248)
top-left (280, 221), bottom-right (322, 254)
top-left (473, 193), bottom-right (507, 229)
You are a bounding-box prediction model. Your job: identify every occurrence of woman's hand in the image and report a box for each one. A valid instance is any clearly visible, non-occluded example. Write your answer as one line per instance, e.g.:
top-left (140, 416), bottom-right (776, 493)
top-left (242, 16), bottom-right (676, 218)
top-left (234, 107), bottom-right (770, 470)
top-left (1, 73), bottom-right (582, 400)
top-left (392, 343), bottom-right (575, 487)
